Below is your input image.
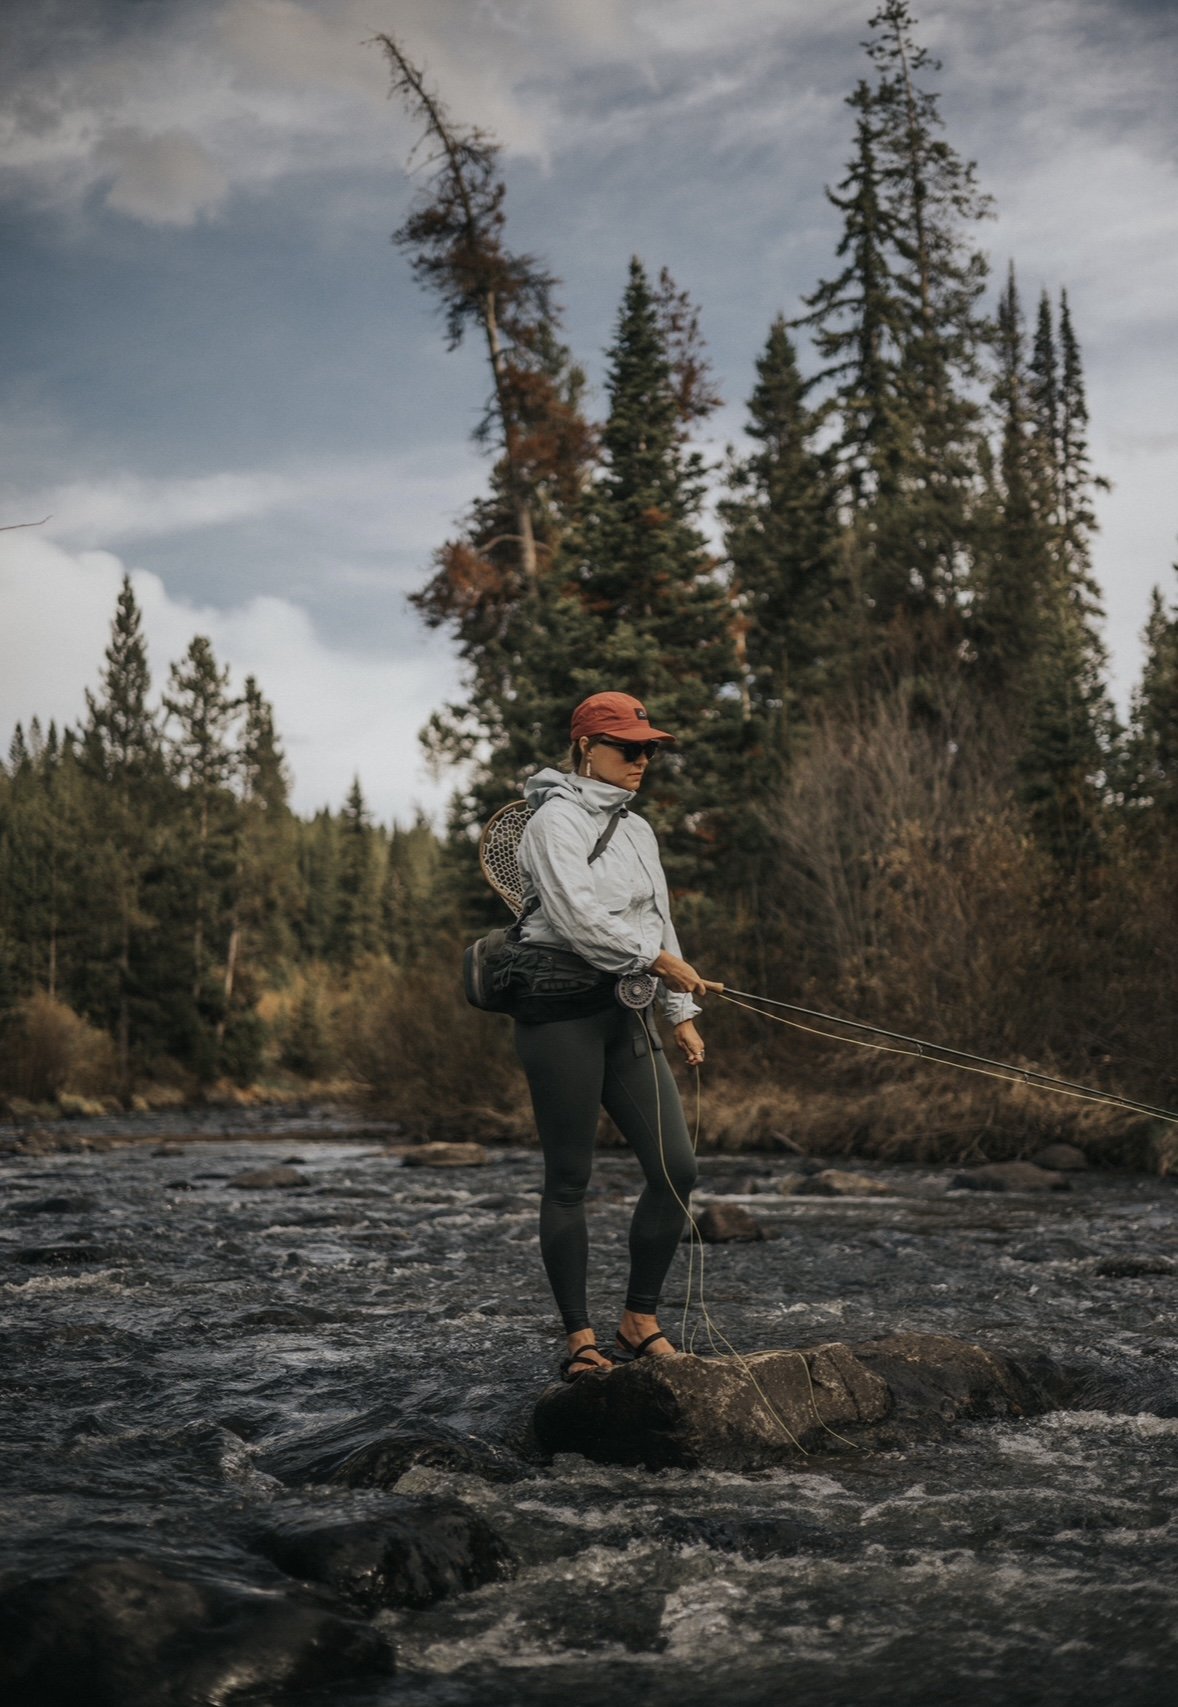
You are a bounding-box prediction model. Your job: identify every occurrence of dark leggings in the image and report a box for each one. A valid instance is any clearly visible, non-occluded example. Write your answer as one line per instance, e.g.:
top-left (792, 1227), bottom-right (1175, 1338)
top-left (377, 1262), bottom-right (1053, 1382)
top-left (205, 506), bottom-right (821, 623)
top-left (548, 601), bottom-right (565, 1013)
top-left (514, 1004), bottom-right (698, 1333)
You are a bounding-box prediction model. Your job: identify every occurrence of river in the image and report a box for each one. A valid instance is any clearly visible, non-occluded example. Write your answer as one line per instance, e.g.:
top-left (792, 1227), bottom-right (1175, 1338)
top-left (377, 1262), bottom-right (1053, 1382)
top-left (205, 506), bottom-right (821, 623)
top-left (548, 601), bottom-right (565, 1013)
top-left (2, 1126), bottom-right (1175, 1704)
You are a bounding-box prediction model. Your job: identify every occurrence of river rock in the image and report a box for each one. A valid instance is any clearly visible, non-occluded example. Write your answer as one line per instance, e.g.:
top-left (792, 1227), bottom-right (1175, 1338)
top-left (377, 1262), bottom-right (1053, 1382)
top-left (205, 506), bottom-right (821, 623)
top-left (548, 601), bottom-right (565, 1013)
top-left (15, 1243), bottom-right (119, 1266)
top-left (1094, 1254), bottom-right (1175, 1279)
top-left (1031, 1142), bottom-right (1088, 1171)
top-left (532, 1332), bottom-right (1068, 1471)
top-left (263, 1417), bottom-right (529, 1488)
top-left (399, 1142), bottom-right (488, 1168)
top-left (0, 1555), bottom-right (393, 1707)
top-left (951, 1161), bottom-right (1070, 1192)
top-left (695, 1203), bottom-right (767, 1242)
top-left (256, 1496), bottom-right (515, 1613)
top-left (15, 1195), bottom-right (98, 1216)
top-left (781, 1168), bottom-right (891, 1197)
top-left (230, 1165), bottom-right (308, 1189)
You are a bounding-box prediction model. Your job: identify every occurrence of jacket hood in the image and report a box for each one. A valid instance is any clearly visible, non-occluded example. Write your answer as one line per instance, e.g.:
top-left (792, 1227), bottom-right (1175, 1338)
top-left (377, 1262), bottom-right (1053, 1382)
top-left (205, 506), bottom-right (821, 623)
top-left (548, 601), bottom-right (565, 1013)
top-left (523, 767), bottom-right (635, 819)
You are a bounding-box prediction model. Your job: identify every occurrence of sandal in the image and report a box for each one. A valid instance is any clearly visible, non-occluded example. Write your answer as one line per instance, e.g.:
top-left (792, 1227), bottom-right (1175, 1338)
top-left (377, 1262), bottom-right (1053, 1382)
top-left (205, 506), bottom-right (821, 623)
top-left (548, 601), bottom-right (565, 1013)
top-left (560, 1342), bottom-right (614, 1383)
top-left (614, 1329), bottom-right (677, 1361)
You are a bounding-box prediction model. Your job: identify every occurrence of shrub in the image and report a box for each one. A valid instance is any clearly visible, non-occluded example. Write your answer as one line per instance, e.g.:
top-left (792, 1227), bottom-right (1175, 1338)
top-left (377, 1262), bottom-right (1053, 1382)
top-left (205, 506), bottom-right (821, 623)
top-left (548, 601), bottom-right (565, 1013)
top-left (0, 993), bottom-right (119, 1104)
top-left (338, 949), bottom-right (529, 1137)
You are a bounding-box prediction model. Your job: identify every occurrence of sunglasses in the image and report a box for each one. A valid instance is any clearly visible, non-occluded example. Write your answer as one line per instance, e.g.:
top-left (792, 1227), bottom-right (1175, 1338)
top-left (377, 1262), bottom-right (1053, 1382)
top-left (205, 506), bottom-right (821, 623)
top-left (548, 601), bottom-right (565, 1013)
top-left (594, 736), bottom-right (662, 762)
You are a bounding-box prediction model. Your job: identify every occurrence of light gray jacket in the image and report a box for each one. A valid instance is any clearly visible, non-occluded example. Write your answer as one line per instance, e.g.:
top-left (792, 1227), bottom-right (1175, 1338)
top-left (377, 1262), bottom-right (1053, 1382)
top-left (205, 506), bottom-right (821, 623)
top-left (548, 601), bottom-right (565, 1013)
top-left (517, 768), bottom-right (701, 1027)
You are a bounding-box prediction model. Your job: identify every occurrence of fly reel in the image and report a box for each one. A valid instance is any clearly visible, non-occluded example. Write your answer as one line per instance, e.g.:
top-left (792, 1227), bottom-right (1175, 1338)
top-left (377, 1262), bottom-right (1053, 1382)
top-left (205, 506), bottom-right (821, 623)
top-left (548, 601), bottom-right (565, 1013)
top-left (615, 971), bottom-right (657, 1010)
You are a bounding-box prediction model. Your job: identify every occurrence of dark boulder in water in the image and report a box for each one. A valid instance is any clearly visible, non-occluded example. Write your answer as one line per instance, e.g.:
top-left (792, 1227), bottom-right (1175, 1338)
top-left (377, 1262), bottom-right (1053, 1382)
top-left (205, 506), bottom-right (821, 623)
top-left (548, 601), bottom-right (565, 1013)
top-left (14, 1195), bottom-right (98, 1216)
top-left (533, 1332), bottom-right (1078, 1471)
top-left (694, 1203), bottom-right (768, 1242)
top-left (229, 1165), bottom-right (308, 1189)
top-left (262, 1416), bottom-right (530, 1488)
top-left (255, 1496), bottom-right (515, 1613)
top-left (1094, 1253), bottom-right (1174, 1279)
top-left (951, 1161), bottom-right (1070, 1192)
top-left (0, 1555), bottom-right (393, 1707)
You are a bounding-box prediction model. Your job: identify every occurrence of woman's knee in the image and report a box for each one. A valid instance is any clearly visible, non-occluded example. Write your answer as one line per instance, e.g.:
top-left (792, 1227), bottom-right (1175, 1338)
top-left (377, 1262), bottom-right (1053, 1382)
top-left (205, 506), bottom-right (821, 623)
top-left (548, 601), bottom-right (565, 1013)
top-left (542, 1160), bottom-right (593, 1207)
top-left (648, 1150), bottom-right (697, 1201)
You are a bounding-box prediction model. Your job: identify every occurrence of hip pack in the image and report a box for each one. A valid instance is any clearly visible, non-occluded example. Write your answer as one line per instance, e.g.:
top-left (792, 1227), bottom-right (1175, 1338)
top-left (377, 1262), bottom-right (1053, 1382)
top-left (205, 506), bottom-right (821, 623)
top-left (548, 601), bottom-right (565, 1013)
top-left (463, 805), bottom-right (627, 1025)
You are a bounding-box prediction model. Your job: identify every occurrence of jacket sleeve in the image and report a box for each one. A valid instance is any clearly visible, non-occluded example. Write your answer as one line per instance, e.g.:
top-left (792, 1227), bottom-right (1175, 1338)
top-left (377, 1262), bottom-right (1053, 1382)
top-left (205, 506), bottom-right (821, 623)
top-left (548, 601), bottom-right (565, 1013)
top-left (521, 810), bottom-right (660, 975)
top-left (656, 909), bottom-right (702, 1026)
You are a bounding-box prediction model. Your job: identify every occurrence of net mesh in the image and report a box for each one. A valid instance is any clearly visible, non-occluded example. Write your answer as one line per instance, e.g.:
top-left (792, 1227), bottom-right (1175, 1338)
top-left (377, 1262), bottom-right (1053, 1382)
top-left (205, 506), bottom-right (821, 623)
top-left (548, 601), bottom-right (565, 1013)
top-left (479, 800), bottom-right (533, 917)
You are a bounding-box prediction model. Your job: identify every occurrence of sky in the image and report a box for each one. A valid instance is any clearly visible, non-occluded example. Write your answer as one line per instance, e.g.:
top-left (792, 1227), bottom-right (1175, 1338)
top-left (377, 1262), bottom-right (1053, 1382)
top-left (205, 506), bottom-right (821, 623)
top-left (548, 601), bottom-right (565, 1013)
top-left (1, 0), bottom-right (1176, 824)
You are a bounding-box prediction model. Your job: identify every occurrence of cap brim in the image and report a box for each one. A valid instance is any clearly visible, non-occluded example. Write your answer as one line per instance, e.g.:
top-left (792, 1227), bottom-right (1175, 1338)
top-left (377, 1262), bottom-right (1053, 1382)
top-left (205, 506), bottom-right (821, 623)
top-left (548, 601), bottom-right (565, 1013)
top-left (609, 723), bottom-right (675, 743)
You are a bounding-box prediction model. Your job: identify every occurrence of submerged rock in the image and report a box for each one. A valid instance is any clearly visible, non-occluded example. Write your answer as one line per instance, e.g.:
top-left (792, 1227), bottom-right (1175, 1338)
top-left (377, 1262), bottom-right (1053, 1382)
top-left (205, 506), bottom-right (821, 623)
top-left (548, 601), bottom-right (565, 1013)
top-left (256, 1496), bottom-right (515, 1613)
top-left (781, 1168), bottom-right (892, 1197)
top-left (398, 1142), bottom-right (488, 1168)
top-left (1094, 1254), bottom-right (1175, 1279)
top-left (533, 1332), bottom-right (1071, 1471)
top-left (230, 1165), bottom-right (308, 1190)
top-left (694, 1203), bottom-right (768, 1242)
top-left (951, 1162), bottom-right (1069, 1192)
top-left (263, 1418), bottom-right (529, 1488)
top-left (0, 1555), bottom-right (393, 1707)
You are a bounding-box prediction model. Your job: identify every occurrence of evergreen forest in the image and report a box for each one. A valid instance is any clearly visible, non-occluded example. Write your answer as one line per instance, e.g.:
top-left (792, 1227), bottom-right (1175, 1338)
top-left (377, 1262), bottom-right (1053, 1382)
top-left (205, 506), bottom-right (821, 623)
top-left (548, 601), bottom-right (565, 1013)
top-left (2, 4), bottom-right (1175, 1162)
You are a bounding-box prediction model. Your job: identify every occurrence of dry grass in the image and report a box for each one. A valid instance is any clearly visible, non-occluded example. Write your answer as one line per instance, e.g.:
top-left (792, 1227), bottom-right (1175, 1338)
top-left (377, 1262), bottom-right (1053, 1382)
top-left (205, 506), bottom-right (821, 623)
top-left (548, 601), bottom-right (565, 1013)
top-left (688, 1055), bottom-right (1160, 1168)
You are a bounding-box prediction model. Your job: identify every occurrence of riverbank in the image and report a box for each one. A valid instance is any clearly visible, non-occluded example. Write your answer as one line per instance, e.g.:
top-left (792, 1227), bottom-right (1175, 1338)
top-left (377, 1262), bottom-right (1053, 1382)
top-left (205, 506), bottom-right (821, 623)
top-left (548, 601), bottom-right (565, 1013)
top-left (3, 1061), bottom-right (1173, 1177)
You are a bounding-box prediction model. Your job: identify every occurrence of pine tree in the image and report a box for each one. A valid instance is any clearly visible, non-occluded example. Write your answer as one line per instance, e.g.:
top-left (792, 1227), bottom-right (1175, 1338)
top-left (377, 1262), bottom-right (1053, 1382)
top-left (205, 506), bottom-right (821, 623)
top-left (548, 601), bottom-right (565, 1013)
top-left (970, 265), bottom-right (1054, 702)
top-left (797, 81), bottom-right (907, 510)
top-left (332, 778), bottom-right (382, 969)
top-left (223, 678), bottom-right (299, 1064)
top-left (161, 636), bottom-right (241, 1074)
top-left (381, 36), bottom-right (595, 843)
top-left (79, 575), bottom-right (165, 1080)
top-left (570, 258), bottom-right (741, 884)
top-left (1123, 572), bottom-right (1178, 832)
top-left (1015, 291), bottom-right (1115, 868)
top-left (719, 315), bottom-right (839, 751)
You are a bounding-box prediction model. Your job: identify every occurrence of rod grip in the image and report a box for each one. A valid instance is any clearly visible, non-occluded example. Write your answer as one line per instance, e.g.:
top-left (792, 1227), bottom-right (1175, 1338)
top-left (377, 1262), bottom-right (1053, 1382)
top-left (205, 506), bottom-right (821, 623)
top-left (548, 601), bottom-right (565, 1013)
top-left (701, 980), bottom-right (725, 993)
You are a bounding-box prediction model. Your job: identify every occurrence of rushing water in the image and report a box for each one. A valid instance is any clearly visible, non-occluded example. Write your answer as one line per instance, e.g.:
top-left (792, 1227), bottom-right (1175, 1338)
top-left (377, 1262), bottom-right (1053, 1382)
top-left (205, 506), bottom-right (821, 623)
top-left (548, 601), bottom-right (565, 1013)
top-left (1, 1131), bottom-right (1176, 1705)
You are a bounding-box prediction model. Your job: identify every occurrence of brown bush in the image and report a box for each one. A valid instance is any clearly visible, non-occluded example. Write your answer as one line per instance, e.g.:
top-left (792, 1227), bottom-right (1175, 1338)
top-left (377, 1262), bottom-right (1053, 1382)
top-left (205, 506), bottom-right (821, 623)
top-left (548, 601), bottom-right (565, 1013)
top-left (0, 993), bottom-right (119, 1104)
top-left (337, 950), bottom-right (532, 1139)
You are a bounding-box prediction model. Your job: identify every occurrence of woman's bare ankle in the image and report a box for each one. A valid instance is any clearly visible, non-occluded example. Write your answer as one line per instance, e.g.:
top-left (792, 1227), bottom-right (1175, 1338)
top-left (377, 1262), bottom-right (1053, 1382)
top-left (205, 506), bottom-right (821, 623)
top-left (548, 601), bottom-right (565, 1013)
top-left (617, 1309), bottom-right (676, 1354)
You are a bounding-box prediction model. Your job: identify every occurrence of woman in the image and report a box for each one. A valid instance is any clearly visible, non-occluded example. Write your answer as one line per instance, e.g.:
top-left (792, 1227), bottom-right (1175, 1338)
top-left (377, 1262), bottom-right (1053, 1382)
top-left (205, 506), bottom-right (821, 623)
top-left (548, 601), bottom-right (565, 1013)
top-left (514, 691), bottom-right (711, 1381)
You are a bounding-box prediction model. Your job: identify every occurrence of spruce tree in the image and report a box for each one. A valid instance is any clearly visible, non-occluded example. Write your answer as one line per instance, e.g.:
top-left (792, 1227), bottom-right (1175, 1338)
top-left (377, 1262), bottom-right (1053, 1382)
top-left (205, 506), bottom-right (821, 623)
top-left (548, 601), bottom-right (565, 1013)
top-left (1123, 573), bottom-right (1178, 833)
top-left (161, 636), bottom-right (241, 1074)
top-left (971, 265), bottom-right (1054, 703)
top-left (79, 575), bottom-right (165, 1080)
top-left (719, 315), bottom-right (838, 750)
top-left (797, 81), bottom-right (906, 511)
top-left (571, 258), bottom-right (741, 884)
top-left (1016, 291), bottom-right (1115, 869)
top-left (332, 778), bottom-right (382, 969)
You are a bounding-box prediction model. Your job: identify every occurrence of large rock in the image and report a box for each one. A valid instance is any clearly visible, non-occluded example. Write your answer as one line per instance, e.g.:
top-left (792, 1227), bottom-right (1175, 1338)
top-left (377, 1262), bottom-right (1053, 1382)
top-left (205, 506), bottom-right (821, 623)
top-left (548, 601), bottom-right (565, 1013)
top-left (256, 1497), bottom-right (515, 1613)
top-left (694, 1203), bottom-right (767, 1242)
top-left (398, 1142), bottom-right (488, 1168)
top-left (533, 1332), bottom-right (1070, 1471)
top-left (951, 1161), bottom-right (1069, 1192)
top-left (0, 1556), bottom-right (393, 1707)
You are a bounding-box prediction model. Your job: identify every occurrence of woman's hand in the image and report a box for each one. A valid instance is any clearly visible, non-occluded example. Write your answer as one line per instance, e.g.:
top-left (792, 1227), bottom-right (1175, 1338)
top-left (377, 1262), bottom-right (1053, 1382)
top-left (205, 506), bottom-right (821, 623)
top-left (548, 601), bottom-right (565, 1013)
top-left (673, 1021), bottom-right (705, 1067)
top-left (648, 949), bottom-right (709, 996)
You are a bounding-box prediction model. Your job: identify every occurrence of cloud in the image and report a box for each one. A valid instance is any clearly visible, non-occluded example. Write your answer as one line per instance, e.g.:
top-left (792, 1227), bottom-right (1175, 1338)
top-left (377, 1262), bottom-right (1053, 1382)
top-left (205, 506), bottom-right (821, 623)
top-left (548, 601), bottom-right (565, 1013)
top-left (0, 531), bottom-right (464, 822)
top-left (96, 127), bottom-right (229, 225)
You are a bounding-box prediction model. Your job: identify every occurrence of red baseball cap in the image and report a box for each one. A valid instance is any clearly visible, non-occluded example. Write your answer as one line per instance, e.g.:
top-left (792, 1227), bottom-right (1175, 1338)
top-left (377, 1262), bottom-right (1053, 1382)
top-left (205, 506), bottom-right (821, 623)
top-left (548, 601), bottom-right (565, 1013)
top-left (570, 691), bottom-right (675, 744)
